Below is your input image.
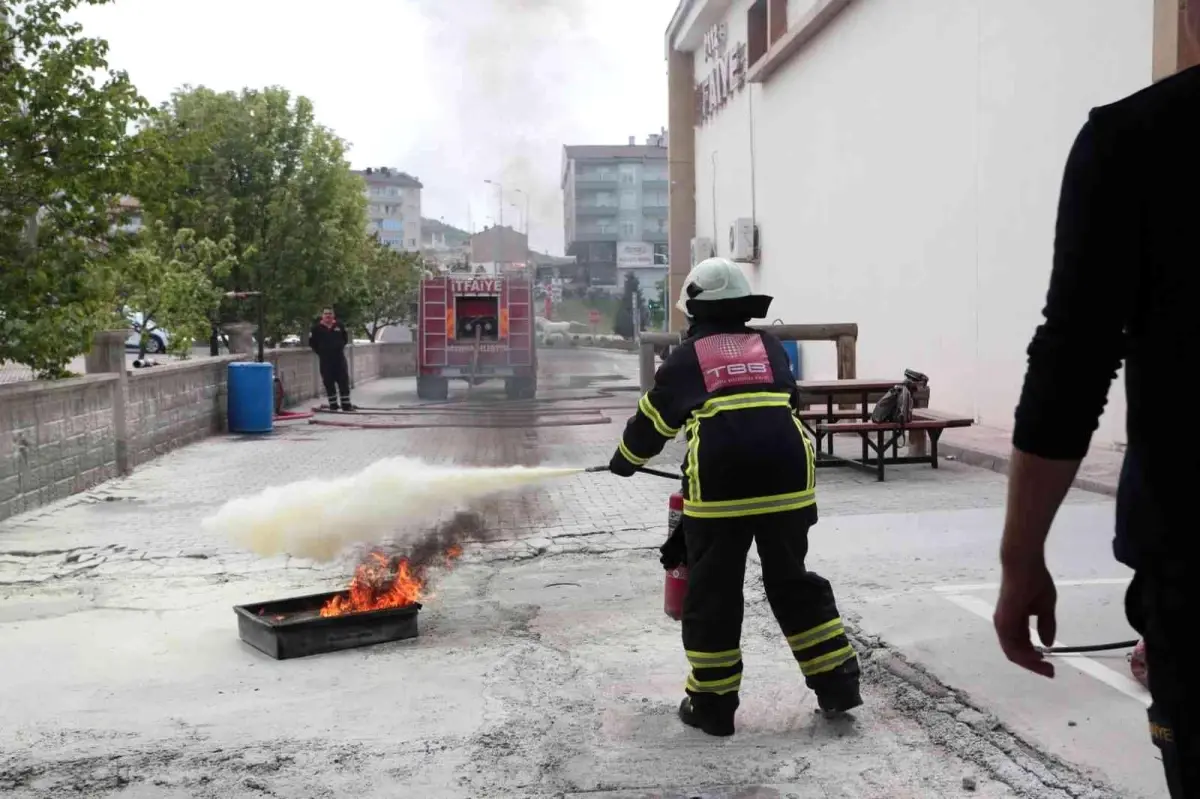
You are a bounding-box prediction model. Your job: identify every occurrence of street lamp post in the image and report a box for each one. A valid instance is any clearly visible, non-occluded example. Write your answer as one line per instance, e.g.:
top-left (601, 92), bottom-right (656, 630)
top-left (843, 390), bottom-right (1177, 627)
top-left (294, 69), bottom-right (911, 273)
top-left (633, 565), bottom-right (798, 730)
top-left (512, 188), bottom-right (530, 239)
top-left (484, 179), bottom-right (503, 273)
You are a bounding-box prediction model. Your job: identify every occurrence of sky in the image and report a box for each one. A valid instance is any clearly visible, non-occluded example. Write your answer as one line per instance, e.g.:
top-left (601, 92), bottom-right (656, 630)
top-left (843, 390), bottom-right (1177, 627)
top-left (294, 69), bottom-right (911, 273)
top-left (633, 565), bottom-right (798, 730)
top-left (71, 0), bottom-right (676, 255)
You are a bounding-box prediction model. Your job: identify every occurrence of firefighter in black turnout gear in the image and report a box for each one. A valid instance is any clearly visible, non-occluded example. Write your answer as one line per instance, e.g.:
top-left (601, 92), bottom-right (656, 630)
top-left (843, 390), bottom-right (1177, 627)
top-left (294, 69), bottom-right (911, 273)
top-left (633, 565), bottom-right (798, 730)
top-left (608, 258), bottom-right (862, 737)
top-left (309, 307), bottom-right (353, 411)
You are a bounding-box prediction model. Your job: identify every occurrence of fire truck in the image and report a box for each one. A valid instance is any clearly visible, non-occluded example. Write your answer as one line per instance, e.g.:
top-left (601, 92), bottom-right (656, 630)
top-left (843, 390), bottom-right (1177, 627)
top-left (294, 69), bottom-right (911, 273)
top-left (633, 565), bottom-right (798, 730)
top-left (416, 272), bottom-right (538, 400)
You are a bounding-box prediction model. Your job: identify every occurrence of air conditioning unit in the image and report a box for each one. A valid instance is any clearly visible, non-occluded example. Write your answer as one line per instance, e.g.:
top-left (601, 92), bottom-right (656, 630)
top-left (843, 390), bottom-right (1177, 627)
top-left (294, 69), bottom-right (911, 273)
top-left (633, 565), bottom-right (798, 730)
top-left (730, 218), bottom-right (758, 261)
top-left (690, 237), bottom-right (714, 265)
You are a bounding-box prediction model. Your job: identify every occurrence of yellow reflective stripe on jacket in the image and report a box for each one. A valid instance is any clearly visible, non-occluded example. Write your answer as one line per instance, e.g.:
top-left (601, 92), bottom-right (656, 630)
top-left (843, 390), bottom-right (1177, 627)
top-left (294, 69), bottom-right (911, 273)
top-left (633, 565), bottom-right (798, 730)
top-left (693, 391), bottom-right (792, 419)
top-left (685, 418), bottom-right (702, 502)
top-left (617, 438), bottom-right (649, 466)
top-left (686, 671), bottom-right (742, 695)
top-left (639, 393), bottom-right (679, 438)
top-left (684, 489), bottom-right (815, 519)
top-left (787, 618), bottom-right (845, 652)
top-left (685, 648), bottom-right (742, 670)
top-left (798, 645), bottom-right (856, 677)
top-left (793, 415), bottom-right (816, 492)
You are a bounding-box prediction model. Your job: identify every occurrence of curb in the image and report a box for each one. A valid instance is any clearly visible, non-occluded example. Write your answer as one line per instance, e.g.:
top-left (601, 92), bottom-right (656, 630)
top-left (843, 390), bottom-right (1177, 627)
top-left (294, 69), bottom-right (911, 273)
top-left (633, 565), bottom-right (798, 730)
top-left (939, 441), bottom-right (1117, 497)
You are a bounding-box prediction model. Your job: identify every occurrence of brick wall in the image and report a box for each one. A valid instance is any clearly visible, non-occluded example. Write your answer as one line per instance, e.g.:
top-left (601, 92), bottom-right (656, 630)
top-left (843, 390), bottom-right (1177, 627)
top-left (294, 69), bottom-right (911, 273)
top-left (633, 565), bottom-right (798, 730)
top-left (0, 342), bottom-right (417, 522)
top-left (0, 375), bottom-right (120, 520)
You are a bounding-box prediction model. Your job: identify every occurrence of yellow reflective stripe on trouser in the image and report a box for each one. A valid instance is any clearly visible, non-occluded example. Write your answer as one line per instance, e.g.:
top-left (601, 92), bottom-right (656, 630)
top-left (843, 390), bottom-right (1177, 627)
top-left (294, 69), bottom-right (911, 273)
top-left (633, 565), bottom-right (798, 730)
top-left (693, 391), bottom-right (792, 419)
top-left (684, 490), bottom-right (815, 518)
top-left (686, 648), bottom-right (742, 669)
top-left (639, 394), bottom-right (679, 438)
top-left (686, 672), bottom-right (743, 695)
top-left (787, 618), bottom-right (845, 651)
top-left (617, 439), bottom-right (649, 466)
top-left (798, 645), bottom-right (856, 677)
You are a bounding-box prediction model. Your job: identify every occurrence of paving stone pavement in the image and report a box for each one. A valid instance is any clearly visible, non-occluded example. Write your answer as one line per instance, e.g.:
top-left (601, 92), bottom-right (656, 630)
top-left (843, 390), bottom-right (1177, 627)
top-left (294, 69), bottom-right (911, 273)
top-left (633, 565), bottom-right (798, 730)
top-left (0, 349), bottom-right (1121, 799)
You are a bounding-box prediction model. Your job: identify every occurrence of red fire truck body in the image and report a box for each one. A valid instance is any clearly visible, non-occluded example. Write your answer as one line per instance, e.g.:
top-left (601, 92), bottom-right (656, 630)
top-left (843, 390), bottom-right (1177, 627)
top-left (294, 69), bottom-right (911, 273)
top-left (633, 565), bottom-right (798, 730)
top-left (416, 273), bottom-right (538, 400)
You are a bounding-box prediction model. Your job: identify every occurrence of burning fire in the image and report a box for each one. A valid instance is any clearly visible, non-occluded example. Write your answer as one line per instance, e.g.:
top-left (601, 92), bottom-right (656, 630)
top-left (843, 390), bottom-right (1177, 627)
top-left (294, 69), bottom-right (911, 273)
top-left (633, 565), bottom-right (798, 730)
top-left (319, 545), bottom-right (464, 618)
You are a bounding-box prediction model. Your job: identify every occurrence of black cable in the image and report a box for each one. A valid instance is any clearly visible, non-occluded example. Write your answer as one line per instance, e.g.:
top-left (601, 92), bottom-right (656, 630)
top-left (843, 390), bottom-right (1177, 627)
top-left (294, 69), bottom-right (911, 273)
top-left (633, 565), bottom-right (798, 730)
top-left (1038, 639), bottom-right (1139, 655)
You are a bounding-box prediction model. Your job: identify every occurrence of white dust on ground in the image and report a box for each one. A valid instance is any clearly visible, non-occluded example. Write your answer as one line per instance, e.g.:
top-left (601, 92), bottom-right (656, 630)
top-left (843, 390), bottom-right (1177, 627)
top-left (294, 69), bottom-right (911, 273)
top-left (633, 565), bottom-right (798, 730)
top-left (200, 456), bottom-right (582, 562)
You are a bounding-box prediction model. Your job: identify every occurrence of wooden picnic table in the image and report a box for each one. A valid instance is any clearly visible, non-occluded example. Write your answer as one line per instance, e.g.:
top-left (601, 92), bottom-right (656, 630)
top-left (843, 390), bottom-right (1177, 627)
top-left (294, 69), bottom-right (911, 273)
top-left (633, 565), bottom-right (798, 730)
top-left (795, 379), bottom-right (909, 453)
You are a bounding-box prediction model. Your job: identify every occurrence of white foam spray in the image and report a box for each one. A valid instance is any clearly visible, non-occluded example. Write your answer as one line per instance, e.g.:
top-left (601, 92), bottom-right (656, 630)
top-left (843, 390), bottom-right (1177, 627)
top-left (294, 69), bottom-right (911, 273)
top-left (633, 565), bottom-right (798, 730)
top-left (201, 457), bottom-right (582, 562)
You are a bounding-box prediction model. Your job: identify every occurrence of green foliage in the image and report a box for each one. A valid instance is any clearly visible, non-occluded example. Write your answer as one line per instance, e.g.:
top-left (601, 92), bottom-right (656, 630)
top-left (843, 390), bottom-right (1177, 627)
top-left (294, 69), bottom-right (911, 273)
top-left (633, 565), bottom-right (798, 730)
top-left (612, 272), bottom-right (642, 340)
top-left (113, 222), bottom-right (236, 357)
top-left (0, 0), bottom-right (148, 377)
top-left (131, 85), bottom-right (367, 341)
top-left (346, 236), bottom-right (422, 342)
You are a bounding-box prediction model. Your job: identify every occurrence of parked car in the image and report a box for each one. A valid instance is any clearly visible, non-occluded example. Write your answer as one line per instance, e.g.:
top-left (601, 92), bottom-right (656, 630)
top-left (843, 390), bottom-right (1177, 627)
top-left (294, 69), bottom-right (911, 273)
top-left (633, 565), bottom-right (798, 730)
top-left (124, 312), bottom-right (169, 354)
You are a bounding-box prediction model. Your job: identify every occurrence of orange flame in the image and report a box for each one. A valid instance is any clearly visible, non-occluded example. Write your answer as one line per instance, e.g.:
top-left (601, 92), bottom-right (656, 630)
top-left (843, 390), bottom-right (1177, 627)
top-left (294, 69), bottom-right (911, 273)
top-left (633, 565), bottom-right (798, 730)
top-left (319, 545), bottom-right (465, 618)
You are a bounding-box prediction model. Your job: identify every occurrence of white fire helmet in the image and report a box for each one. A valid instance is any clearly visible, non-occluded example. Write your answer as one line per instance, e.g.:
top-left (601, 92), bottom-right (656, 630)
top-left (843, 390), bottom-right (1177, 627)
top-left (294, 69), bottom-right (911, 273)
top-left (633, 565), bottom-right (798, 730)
top-left (675, 257), bottom-right (755, 317)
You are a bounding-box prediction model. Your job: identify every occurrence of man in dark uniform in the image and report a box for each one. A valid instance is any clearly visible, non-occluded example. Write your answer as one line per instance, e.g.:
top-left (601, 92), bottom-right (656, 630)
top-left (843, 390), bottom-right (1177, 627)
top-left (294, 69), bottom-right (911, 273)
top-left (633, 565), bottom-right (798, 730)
top-left (309, 307), bottom-right (352, 411)
top-left (608, 257), bottom-right (862, 737)
top-left (993, 11), bottom-right (1200, 795)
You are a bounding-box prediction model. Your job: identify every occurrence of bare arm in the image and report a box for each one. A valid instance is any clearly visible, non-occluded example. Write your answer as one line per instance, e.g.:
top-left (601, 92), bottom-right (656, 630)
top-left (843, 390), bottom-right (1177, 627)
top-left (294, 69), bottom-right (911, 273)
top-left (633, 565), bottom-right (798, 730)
top-left (994, 112), bottom-right (1134, 677)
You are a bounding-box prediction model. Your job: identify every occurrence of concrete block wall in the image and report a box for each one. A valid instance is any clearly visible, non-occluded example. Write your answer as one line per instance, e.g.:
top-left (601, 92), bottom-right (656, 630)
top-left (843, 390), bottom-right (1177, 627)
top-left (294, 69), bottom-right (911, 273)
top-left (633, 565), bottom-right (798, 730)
top-left (0, 342), bottom-right (417, 522)
top-left (126, 356), bottom-right (241, 468)
top-left (0, 376), bottom-right (120, 520)
top-left (379, 342), bottom-right (417, 377)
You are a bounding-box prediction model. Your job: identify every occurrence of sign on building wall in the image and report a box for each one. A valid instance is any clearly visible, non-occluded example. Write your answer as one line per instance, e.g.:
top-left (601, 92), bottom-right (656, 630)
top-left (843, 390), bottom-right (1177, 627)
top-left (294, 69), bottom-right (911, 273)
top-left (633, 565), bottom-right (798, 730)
top-left (617, 241), bottom-right (655, 268)
top-left (694, 21), bottom-right (747, 127)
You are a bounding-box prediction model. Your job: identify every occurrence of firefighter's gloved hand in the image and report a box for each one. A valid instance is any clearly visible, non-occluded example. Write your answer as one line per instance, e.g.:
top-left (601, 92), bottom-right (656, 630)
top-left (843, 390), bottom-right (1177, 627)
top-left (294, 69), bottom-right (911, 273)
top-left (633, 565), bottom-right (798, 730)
top-left (608, 450), bottom-right (638, 477)
top-left (660, 520), bottom-right (687, 570)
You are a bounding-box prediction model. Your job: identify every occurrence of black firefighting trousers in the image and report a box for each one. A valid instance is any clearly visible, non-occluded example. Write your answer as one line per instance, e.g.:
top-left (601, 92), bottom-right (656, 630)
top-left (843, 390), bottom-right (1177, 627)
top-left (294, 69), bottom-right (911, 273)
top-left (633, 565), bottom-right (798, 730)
top-left (1126, 565), bottom-right (1197, 798)
top-left (681, 510), bottom-right (859, 716)
top-left (319, 354), bottom-right (351, 408)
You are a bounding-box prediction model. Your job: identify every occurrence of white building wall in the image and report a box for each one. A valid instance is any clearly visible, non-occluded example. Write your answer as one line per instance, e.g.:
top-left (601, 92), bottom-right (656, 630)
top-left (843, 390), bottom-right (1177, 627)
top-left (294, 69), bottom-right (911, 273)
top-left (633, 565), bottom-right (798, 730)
top-left (690, 0), bottom-right (1152, 447)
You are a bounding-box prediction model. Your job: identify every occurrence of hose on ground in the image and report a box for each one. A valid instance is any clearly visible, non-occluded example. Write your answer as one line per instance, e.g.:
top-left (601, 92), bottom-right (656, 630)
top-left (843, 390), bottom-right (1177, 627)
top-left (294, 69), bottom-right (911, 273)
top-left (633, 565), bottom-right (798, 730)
top-left (1038, 639), bottom-right (1139, 655)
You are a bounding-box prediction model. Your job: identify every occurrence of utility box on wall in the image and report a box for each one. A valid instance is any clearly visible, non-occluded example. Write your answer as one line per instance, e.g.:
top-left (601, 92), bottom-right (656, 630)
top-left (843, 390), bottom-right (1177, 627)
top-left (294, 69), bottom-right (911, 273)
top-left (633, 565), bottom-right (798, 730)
top-left (730, 218), bottom-right (757, 261)
top-left (690, 237), bottom-right (714, 265)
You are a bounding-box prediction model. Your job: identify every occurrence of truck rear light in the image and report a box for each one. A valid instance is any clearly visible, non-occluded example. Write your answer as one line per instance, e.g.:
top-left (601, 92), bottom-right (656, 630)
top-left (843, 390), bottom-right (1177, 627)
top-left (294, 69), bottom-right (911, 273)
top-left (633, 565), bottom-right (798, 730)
top-left (499, 308), bottom-right (509, 339)
top-left (445, 308), bottom-right (455, 339)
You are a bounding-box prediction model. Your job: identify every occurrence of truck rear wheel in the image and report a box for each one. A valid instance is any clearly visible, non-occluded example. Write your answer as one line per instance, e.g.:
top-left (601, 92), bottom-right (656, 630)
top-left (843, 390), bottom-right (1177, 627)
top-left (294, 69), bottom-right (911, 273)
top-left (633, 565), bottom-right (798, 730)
top-left (417, 376), bottom-right (449, 401)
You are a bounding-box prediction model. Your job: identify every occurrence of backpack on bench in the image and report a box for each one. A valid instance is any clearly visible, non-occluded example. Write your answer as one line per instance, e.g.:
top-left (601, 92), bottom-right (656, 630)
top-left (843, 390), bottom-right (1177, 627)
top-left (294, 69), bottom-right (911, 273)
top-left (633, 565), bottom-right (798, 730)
top-left (870, 369), bottom-right (929, 444)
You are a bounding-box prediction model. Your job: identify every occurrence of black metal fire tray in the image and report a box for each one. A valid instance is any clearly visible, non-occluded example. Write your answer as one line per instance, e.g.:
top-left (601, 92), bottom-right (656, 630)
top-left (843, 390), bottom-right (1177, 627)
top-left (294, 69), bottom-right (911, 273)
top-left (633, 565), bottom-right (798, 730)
top-left (234, 591), bottom-right (421, 660)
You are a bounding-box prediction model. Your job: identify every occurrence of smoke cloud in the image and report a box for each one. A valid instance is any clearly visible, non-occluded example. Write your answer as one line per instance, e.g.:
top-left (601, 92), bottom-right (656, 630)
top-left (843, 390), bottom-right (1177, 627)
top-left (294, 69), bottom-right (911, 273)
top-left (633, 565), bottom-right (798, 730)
top-left (410, 0), bottom-right (617, 254)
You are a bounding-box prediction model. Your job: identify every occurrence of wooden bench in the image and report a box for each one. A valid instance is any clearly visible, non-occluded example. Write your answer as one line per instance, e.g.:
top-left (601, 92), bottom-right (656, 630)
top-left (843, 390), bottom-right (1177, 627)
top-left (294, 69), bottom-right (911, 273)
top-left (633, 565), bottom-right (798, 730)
top-left (814, 414), bottom-right (974, 481)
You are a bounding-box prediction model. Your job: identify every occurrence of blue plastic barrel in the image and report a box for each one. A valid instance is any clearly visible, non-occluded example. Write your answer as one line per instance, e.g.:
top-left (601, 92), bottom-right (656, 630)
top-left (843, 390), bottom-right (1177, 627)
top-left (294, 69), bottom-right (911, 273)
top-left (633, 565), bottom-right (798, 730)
top-left (227, 362), bottom-right (275, 434)
top-left (780, 340), bottom-right (803, 379)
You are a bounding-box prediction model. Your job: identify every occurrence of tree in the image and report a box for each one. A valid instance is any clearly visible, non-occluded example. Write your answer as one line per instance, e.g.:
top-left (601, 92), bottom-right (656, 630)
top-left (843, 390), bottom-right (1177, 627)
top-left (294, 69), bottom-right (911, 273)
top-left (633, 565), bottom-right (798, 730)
top-left (0, 0), bottom-right (148, 377)
top-left (131, 86), bottom-right (367, 343)
top-left (613, 272), bottom-right (642, 340)
top-left (346, 236), bottom-right (421, 342)
top-left (112, 222), bottom-right (236, 357)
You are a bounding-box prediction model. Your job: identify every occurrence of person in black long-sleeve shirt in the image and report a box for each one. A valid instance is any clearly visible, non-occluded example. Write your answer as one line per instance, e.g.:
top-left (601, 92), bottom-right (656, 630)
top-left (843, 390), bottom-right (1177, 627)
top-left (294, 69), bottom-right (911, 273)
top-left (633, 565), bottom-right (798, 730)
top-left (993, 36), bottom-right (1200, 799)
top-left (309, 307), bottom-right (352, 411)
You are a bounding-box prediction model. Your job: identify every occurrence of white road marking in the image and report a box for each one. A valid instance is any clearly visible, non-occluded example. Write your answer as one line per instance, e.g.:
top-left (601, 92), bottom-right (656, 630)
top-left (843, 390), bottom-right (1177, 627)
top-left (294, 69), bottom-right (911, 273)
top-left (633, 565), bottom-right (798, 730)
top-left (941, 592), bottom-right (1151, 707)
top-left (932, 577), bottom-right (1132, 594)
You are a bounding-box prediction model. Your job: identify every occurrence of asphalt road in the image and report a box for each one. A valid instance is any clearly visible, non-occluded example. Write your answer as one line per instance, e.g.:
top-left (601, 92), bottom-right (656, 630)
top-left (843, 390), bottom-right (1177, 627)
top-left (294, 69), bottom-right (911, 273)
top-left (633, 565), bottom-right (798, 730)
top-left (0, 347), bottom-right (1165, 798)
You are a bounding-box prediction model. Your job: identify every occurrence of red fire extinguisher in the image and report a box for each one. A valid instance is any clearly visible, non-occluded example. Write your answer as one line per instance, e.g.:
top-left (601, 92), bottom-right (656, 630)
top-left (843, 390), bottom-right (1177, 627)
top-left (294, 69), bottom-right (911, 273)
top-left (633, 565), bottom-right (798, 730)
top-left (664, 492), bottom-right (687, 621)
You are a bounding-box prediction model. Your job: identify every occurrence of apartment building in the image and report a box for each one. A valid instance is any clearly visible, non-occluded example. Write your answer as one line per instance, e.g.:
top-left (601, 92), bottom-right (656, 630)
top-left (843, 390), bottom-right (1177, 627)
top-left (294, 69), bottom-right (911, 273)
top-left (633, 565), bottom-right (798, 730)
top-left (561, 132), bottom-right (669, 292)
top-left (354, 167), bottom-right (423, 252)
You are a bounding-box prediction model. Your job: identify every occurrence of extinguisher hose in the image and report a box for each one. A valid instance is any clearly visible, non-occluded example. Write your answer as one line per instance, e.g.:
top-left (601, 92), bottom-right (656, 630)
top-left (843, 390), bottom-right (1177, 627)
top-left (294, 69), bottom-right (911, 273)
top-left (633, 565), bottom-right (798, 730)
top-left (585, 464), bottom-right (681, 480)
top-left (1037, 639), bottom-right (1139, 655)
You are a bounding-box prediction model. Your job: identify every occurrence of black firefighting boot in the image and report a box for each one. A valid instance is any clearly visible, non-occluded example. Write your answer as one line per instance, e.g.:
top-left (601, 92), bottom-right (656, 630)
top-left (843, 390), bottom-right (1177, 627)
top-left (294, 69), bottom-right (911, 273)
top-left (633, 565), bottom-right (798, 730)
top-left (339, 395), bottom-right (354, 412)
top-left (678, 693), bottom-right (737, 737)
top-left (326, 395), bottom-right (339, 411)
top-left (813, 661), bottom-right (863, 718)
